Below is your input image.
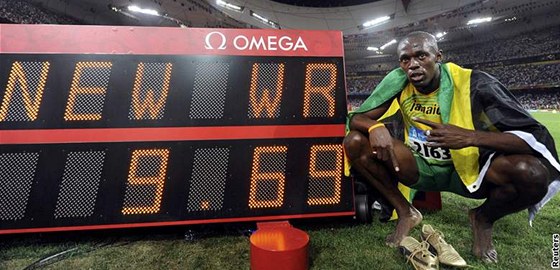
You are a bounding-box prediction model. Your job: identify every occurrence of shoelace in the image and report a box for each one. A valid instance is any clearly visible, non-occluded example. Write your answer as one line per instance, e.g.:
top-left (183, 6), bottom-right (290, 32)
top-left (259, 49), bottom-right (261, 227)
top-left (406, 241), bottom-right (435, 270)
top-left (425, 230), bottom-right (464, 264)
top-left (425, 229), bottom-right (447, 247)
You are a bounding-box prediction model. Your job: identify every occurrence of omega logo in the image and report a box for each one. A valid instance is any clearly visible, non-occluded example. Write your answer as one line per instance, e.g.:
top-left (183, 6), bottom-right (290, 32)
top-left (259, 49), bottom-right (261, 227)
top-left (204, 31), bottom-right (308, 52)
top-left (204, 31), bottom-right (227, 50)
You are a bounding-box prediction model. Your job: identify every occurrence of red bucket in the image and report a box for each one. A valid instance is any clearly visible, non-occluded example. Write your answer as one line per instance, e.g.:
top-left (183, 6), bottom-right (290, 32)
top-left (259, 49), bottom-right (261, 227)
top-left (250, 221), bottom-right (309, 270)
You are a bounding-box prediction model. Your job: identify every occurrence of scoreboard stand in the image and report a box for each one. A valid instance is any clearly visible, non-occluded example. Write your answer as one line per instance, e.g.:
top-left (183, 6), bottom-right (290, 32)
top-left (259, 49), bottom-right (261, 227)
top-left (352, 174), bottom-right (442, 224)
top-left (353, 179), bottom-right (374, 223)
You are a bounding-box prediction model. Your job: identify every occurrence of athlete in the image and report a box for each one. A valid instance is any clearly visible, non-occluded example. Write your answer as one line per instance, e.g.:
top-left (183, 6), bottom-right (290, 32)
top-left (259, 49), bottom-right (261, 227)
top-left (344, 31), bottom-right (560, 263)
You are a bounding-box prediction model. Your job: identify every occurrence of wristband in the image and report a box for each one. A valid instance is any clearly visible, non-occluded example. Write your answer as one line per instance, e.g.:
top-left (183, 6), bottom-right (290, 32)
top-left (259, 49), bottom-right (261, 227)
top-left (367, 123), bottom-right (385, 133)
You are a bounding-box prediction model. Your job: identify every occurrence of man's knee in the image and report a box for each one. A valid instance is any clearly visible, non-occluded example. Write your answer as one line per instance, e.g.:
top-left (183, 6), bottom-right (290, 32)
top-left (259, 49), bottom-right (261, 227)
top-left (503, 156), bottom-right (549, 200)
top-left (343, 131), bottom-right (368, 160)
top-left (515, 158), bottom-right (549, 199)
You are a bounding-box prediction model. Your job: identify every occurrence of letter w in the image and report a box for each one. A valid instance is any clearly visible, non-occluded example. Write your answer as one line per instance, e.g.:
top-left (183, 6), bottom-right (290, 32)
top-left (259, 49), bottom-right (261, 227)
top-left (130, 63), bottom-right (173, 120)
top-left (0, 61), bottom-right (50, 121)
top-left (249, 63), bottom-right (285, 118)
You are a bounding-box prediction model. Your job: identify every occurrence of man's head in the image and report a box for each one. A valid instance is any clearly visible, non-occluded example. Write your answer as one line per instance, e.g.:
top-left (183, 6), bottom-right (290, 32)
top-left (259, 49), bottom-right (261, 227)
top-left (397, 31), bottom-right (442, 93)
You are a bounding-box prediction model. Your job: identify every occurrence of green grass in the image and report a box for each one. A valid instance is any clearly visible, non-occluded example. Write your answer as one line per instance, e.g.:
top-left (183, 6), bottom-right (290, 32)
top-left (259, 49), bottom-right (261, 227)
top-left (1, 112), bottom-right (559, 270)
top-left (532, 111), bottom-right (560, 154)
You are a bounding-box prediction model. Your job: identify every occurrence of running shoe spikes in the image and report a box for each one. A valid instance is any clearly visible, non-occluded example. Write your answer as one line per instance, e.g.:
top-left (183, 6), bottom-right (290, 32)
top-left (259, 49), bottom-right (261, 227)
top-left (399, 236), bottom-right (439, 270)
top-left (421, 224), bottom-right (468, 268)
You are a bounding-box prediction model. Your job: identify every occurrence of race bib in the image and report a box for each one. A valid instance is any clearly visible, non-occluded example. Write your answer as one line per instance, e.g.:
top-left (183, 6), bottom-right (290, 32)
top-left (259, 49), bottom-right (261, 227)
top-left (408, 126), bottom-right (452, 162)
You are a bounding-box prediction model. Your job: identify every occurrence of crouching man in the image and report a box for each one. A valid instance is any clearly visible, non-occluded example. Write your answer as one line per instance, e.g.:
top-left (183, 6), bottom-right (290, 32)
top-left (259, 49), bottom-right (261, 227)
top-left (344, 31), bottom-right (560, 263)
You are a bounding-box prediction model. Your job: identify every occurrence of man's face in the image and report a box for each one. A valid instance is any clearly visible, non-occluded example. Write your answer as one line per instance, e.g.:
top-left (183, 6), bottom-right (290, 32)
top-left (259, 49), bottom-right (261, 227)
top-left (397, 37), bottom-right (441, 91)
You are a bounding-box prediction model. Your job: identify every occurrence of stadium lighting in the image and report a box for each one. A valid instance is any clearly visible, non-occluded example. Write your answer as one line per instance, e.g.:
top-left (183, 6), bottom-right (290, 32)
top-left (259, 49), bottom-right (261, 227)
top-left (250, 11), bottom-right (269, 23)
top-left (112, 5), bottom-right (186, 27)
top-left (367, 46), bottom-right (379, 51)
top-left (380, 39), bottom-right (397, 50)
top-left (127, 5), bottom-right (159, 16)
top-left (250, 11), bottom-right (278, 28)
top-left (216, 0), bottom-right (244, 12)
top-left (362, 16), bottom-right (391, 28)
top-left (505, 16), bottom-right (517, 22)
top-left (435, 32), bottom-right (447, 38)
top-left (467, 17), bottom-right (492, 25)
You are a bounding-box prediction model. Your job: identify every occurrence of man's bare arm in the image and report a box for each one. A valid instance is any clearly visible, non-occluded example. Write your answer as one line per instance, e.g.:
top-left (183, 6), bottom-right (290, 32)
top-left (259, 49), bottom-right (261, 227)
top-left (415, 118), bottom-right (533, 154)
top-left (349, 100), bottom-right (392, 132)
top-left (471, 130), bottom-right (533, 154)
top-left (349, 100), bottom-right (401, 171)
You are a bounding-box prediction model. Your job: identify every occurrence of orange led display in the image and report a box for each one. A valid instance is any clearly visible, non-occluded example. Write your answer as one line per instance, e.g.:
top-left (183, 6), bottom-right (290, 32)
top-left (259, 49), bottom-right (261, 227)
top-left (130, 62), bottom-right (173, 120)
top-left (200, 200), bottom-right (210, 210)
top-left (122, 149), bottom-right (170, 215)
top-left (249, 63), bottom-right (285, 118)
top-left (303, 63), bottom-right (337, 117)
top-left (0, 61), bottom-right (50, 121)
top-left (64, 61), bottom-right (113, 121)
top-left (307, 144), bottom-right (343, 205)
top-left (248, 146), bottom-right (287, 209)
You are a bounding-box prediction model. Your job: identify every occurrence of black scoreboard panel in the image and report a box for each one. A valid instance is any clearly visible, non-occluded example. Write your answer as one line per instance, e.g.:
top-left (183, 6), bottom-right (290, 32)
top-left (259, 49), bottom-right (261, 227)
top-left (0, 55), bottom-right (346, 128)
top-left (0, 32), bottom-right (352, 233)
top-left (1, 138), bottom-right (349, 229)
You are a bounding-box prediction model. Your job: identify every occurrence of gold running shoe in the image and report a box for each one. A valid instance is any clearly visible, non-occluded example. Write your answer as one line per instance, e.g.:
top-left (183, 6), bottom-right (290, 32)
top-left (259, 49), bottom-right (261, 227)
top-left (421, 224), bottom-right (468, 268)
top-left (399, 236), bottom-right (439, 270)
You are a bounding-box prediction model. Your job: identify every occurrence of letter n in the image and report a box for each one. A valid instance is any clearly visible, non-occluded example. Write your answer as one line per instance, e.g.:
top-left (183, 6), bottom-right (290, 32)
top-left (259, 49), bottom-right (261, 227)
top-left (248, 63), bottom-right (285, 118)
top-left (0, 61), bottom-right (50, 121)
top-left (129, 62), bottom-right (173, 120)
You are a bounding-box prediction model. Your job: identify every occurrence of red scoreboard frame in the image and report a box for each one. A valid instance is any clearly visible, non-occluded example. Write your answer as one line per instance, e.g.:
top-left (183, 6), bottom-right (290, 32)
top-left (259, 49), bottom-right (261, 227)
top-left (0, 24), bottom-right (353, 234)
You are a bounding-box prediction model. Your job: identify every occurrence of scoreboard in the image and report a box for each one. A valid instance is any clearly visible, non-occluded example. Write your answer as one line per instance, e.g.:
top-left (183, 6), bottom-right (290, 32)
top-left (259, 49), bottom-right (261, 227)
top-left (0, 24), bottom-right (353, 234)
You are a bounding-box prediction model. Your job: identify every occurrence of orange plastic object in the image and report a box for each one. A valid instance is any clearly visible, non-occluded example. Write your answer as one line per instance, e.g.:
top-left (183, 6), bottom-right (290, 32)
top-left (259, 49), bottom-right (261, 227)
top-left (250, 221), bottom-right (309, 270)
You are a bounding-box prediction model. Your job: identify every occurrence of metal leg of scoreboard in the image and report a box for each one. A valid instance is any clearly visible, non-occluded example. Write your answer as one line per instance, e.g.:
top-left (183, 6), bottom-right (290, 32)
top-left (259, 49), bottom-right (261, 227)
top-left (352, 174), bottom-right (442, 223)
top-left (353, 180), bottom-right (374, 223)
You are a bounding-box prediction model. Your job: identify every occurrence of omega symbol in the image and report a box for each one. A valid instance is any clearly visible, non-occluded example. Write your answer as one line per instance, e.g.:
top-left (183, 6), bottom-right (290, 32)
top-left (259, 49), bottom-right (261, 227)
top-left (204, 31), bottom-right (227, 50)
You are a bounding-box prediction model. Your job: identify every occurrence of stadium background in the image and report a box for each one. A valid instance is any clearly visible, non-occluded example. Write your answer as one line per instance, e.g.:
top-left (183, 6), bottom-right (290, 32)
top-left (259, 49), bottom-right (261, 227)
top-left (1, 0), bottom-right (559, 269)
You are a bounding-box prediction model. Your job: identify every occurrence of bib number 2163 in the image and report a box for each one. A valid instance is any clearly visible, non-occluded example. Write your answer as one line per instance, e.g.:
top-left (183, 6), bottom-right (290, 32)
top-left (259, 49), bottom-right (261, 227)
top-left (408, 126), bottom-right (451, 161)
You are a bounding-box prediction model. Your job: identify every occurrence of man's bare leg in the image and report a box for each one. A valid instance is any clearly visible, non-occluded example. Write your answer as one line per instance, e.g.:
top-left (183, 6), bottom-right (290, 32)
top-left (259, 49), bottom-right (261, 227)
top-left (353, 163), bottom-right (422, 246)
top-left (469, 155), bottom-right (549, 263)
top-left (386, 206), bottom-right (422, 247)
top-left (469, 208), bottom-right (497, 263)
top-left (344, 131), bottom-right (422, 247)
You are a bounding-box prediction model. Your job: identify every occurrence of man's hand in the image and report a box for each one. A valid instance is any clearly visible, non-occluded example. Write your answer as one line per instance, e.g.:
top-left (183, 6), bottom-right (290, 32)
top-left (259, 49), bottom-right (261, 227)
top-left (413, 117), bottom-right (476, 149)
top-left (368, 125), bottom-right (400, 172)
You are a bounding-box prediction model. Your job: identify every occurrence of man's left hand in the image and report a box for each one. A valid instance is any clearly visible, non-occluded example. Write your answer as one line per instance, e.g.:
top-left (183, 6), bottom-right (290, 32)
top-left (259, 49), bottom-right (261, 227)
top-left (413, 117), bottom-right (476, 149)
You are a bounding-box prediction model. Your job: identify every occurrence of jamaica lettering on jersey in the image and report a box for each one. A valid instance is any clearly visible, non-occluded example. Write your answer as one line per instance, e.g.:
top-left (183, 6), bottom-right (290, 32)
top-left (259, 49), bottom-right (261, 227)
top-left (408, 102), bottom-right (440, 115)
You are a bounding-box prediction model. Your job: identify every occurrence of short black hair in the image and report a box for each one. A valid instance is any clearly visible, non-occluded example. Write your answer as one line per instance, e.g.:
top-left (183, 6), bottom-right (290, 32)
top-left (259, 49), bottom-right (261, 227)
top-left (398, 31), bottom-right (439, 54)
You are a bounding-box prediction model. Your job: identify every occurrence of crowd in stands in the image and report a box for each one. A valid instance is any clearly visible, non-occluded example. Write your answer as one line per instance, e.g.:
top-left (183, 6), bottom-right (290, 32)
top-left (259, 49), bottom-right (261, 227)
top-left (347, 25), bottom-right (560, 74)
top-left (348, 90), bottom-right (560, 111)
top-left (0, 0), bottom-right (80, 24)
top-left (348, 61), bottom-right (560, 95)
top-left (514, 92), bottom-right (560, 111)
top-left (0, 0), bottom-right (245, 28)
top-left (347, 25), bottom-right (560, 112)
top-left (346, 76), bottom-right (384, 95)
top-left (483, 63), bottom-right (560, 89)
top-left (347, 62), bottom-right (560, 111)
top-left (445, 27), bottom-right (560, 65)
